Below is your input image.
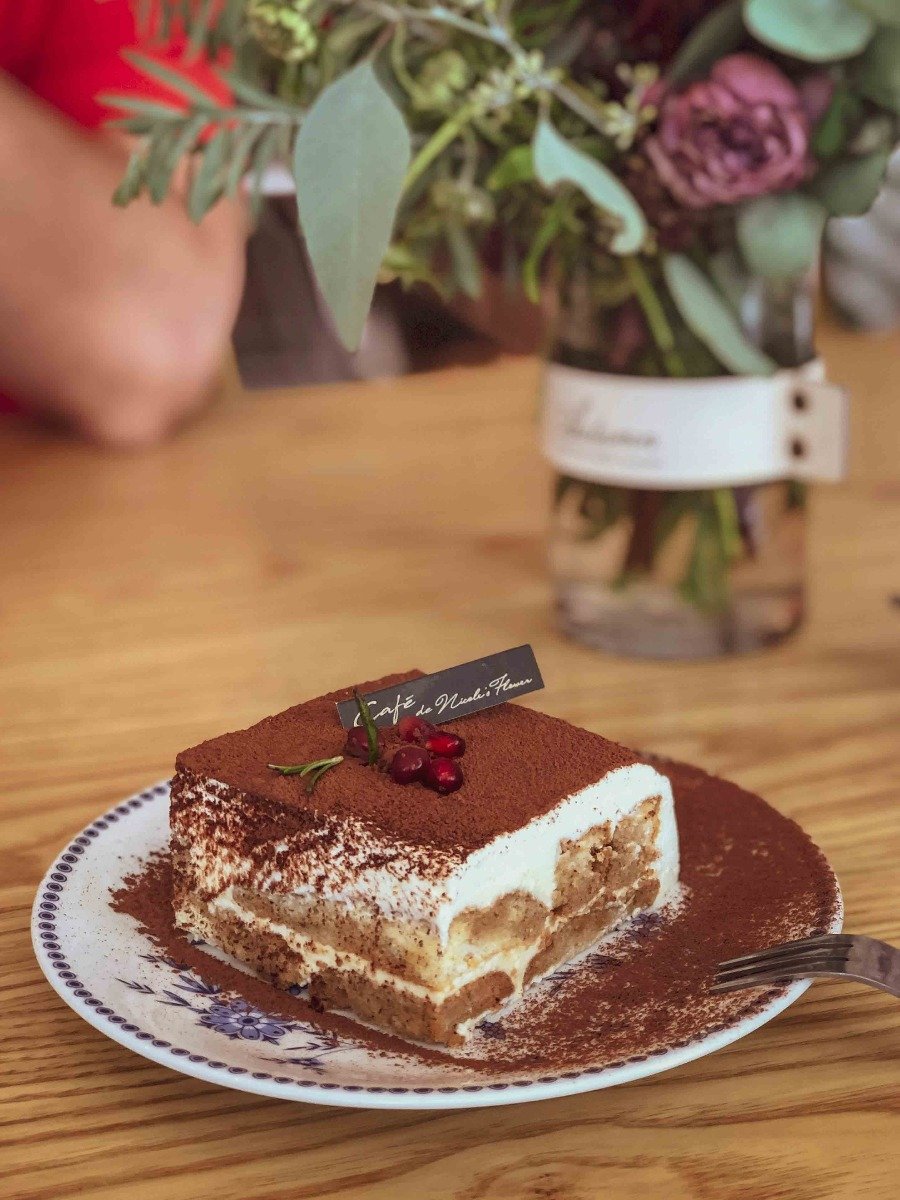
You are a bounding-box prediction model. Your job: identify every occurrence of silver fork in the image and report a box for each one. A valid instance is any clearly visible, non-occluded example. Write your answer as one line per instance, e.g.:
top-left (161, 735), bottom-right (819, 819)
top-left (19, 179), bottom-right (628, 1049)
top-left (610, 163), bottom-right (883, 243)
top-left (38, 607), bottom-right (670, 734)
top-left (712, 934), bottom-right (900, 998)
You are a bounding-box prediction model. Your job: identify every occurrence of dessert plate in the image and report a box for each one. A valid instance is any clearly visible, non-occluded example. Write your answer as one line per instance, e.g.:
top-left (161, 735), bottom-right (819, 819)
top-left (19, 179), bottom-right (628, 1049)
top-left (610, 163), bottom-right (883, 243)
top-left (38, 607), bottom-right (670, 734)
top-left (33, 774), bottom-right (841, 1111)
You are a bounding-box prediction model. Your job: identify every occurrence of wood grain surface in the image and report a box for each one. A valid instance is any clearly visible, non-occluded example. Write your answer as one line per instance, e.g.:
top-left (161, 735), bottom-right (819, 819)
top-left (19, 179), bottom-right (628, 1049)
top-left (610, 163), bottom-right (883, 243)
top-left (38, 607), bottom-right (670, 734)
top-left (2, 321), bottom-right (899, 1200)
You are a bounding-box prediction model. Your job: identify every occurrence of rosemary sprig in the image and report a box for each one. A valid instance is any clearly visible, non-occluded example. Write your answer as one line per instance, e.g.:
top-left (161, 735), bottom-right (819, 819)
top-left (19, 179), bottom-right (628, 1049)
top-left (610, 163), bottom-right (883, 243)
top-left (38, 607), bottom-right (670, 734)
top-left (353, 690), bottom-right (381, 766)
top-left (267, 755), bottom-right (344, 793)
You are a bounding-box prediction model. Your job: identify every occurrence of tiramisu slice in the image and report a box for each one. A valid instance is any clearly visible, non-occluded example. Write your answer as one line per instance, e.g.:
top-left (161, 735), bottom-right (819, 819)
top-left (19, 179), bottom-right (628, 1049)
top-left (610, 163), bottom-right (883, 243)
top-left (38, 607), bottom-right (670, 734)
top-left (171, 672), bottom-right (679, 1046)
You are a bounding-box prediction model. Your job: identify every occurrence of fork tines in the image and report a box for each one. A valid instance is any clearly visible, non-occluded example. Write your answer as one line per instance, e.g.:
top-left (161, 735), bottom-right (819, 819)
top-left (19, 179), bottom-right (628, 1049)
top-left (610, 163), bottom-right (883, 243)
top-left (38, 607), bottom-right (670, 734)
top-left (712, 934), bottom-right (851, 993)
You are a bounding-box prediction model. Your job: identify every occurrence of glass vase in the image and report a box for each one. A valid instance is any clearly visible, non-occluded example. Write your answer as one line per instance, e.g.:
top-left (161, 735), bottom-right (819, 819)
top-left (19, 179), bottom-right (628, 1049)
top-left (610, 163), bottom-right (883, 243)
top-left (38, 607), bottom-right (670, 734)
top-left (547, 274), bottom-right (814, 659)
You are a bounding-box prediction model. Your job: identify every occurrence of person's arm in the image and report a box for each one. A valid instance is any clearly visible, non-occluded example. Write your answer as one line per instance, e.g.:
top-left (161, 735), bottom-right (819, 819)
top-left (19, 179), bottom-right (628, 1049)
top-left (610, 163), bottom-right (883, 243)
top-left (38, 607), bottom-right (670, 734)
top-left (0, 71), bottom-right (245, 446)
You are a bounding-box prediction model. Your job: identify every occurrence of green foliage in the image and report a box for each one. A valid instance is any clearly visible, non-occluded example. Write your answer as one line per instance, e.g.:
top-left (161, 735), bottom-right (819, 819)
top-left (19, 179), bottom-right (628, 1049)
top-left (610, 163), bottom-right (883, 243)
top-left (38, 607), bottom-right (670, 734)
top-left (267, 754), bottom-right (344, 792)
top-left (810, 148), bottom-right (892, 212)
top-left (811, 87), bottom-right (864, 158)
top-left (123, 49), bottom-right (223, 107)
top-left (218, 70), bottom-right (303, 113)
top-left (112, 150), bottom-right (146, 207)
top-left (353, 690), bottom-right (380, 766)
top-left (224, 125), bottom-right (263, 197)
top-left (152, 115), bottom-right (208, 203)
top-left (188, 126), bottom-right (232, 220)
top-left (679, 493), bottom-right (732, 612)
top-left (668, 0), bottom-right (746, 85)
top-left (247, 0), bottom-right (319, 63)
top-left (532, 120), bottom-right (646, 254)
top-left (847, 0), bottom-right (900, 27)
top-left (486, 144), bottom-right (535, 189)
top-left (736, 192), bottom-right (827, 280)
top-left (380, 242), bottom-right (446, 294)
top-left (293, 63), bottom-right (411, 349)
top-left (856, 27), bottom-right (900, 111)
top-left (415, 50), bottom-right (471, 110)
top-left (708, 249), bottom-right (748, 313)
top-left (112, 0), bottom-right (900, 377)
top-left (744, 0), bottom-right (875, 61)
top-left (445, 220), bottom-right (483, 298)
top-left (248, 126), bottom-right (289, 219)
top-left (662, 255), bottom-right (777, 375)
top-left (101, 95), bottom-right (186, 122)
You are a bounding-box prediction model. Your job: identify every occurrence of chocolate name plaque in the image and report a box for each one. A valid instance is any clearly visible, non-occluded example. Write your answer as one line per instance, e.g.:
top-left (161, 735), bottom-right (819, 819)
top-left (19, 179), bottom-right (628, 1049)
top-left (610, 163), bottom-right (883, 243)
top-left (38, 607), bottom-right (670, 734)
top-left (336, 645), bottom-right (544, 729)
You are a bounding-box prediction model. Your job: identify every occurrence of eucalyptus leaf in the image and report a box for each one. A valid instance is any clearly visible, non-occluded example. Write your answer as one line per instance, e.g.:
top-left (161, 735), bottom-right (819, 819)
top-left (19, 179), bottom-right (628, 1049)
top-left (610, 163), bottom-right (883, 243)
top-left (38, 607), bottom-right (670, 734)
top-left (533, 120), bottom-right (646, 254)
top-left (810, 148), bottom-right (891, 213)
top-left (188, 127), bottom-right (231, 221)
top-left (224, 125), bottom-right (261, 198)
top-left (148, 115), bottom-right (207, 204)
top-left (248, 126), bottom-right (283, 221)
top-left (811, 88), bottom-right (863, 158)
top-left (188, 0), bottom-right (215, 56)
top-left (293, 63), bottom-right (411, 350)
top-left (736, 193), bottom-right (827, 280)
top-left (112, 150), bottom-right (146, 207)
top-left (743, 0), bottom-right (875, 61)
top-left (446, 221), bottom-right (482, 299)
top-left (98, 94), bottom-right (184, 121)
top-left (668, 0), bottom-right (746, 85)
top-left (856, 27), bottom-right (900, 111)
top-left (144, 126), bottom-right (181, 204)
top-left (217, 69), bottom-right (301, 113)
top-left (662, 254), bottom-right (777, 375)
top-left (106, 115), bottom-right (159, 135)
top-left (847, 0), bottom-right (900, 27)
top-left (708, 248), bottom-right (748, 313)
top-left (486, 145), bottom-right (535, 189)
top-left (123, 50), bottom-right (222, 108)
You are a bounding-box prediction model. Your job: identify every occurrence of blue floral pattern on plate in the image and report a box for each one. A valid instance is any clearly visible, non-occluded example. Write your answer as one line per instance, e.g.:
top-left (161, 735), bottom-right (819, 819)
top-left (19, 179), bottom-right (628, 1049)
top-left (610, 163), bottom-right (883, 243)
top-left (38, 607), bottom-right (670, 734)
top-left (118, 938), bottom-right (345, 1067)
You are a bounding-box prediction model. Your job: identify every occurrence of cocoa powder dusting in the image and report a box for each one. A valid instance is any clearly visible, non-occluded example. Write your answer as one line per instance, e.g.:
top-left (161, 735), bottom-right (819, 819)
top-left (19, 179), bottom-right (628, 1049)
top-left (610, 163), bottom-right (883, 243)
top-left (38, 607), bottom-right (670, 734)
top-left (174, 670), bottom-right (639, 855)
top-left (111, 756), bottom-right (839, 1077)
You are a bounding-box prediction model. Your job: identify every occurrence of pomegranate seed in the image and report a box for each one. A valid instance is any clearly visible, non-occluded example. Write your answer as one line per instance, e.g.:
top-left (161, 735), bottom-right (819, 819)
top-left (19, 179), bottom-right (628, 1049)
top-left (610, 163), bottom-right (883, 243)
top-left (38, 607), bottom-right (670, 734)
top-left (344, 725), bottom-right (377, 761)
top-left (425, 731), bottom-right (465, 758)
top-left (396, 715), bottom-right (435, 744)
top-left (423, 756), bottom-right (464, 795)
top-left (389, 746), bottom-right (428, 785)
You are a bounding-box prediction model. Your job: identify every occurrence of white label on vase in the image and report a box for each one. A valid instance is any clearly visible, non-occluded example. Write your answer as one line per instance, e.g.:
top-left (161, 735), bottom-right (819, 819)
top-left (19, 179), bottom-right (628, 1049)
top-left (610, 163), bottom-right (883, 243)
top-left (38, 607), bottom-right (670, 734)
top-left (542, 361), bottom-right (849, 488)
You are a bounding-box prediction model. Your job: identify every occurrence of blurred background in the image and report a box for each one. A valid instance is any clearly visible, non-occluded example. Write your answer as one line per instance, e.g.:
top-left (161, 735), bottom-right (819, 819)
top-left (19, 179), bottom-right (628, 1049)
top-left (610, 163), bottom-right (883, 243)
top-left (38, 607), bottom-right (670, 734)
top-left (2, 0), bottom-right (898, 448)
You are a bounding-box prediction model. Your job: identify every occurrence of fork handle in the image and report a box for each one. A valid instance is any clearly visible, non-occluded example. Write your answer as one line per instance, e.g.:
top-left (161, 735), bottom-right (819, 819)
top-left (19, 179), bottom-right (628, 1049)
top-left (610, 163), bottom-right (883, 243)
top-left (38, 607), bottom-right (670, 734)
top-left (854, 937), bottom-right (900, 998)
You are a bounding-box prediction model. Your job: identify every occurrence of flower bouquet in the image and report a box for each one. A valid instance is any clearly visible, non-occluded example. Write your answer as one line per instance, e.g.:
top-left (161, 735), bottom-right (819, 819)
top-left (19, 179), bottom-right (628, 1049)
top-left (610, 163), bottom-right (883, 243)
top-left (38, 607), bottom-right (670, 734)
top-left (111, 0), bottom-right (900, 656)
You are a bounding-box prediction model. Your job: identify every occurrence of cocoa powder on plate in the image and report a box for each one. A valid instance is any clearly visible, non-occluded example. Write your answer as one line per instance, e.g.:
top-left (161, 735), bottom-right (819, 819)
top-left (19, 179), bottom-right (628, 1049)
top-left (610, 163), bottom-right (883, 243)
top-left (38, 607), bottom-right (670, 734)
top-left (111, 756), bottom-right (839, 1075)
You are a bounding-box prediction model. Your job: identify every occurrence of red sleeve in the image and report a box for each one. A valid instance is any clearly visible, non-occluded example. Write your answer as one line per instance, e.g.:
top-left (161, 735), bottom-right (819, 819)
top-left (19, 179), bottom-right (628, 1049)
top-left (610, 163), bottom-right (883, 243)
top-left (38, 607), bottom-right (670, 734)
top-left (0, 1), bottom-right (232, 415)
top-left (4, 0), bottom-right (231, 129)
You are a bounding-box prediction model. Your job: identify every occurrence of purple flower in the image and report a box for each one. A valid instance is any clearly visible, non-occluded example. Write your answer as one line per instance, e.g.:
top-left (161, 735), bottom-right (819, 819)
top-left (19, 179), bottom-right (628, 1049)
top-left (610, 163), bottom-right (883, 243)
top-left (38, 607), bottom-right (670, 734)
top-left (645, 54), bottom-right (811, 209)
top-left (199, 1000), bottom-right (291, 1043)
top-left (798, 71), bottom-right (836, 126)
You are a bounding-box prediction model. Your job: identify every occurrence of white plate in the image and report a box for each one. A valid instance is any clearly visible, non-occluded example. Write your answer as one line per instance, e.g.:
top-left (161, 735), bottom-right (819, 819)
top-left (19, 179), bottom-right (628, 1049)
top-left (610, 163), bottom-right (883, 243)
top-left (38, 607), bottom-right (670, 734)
top-left (33, 781), bottom-right (842, 1110)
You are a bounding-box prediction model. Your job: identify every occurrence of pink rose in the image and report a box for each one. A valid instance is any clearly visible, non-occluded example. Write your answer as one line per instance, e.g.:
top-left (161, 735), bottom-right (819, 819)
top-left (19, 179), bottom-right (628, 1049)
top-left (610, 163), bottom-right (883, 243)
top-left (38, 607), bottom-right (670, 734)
top-left (645, 54), bottom-right (811, 209)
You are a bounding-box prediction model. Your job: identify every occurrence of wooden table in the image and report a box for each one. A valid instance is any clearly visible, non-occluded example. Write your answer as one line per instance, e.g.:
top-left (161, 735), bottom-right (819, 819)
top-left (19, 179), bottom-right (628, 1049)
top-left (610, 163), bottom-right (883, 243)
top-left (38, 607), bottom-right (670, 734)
top-left (3, 323), bottom-right (899, 1200)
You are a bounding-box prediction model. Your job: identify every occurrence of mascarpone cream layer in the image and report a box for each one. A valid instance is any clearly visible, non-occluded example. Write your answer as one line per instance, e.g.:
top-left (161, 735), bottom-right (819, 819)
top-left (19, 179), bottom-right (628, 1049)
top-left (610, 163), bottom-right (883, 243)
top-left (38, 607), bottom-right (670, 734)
top-left (181, 761), bottom-right (679, 946)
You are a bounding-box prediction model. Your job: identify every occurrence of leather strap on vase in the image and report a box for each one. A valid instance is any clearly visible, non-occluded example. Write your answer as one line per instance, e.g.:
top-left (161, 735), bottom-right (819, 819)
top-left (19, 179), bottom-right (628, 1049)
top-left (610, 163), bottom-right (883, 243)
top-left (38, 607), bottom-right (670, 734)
top-left (542, 361), bottom-right (849, 489)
